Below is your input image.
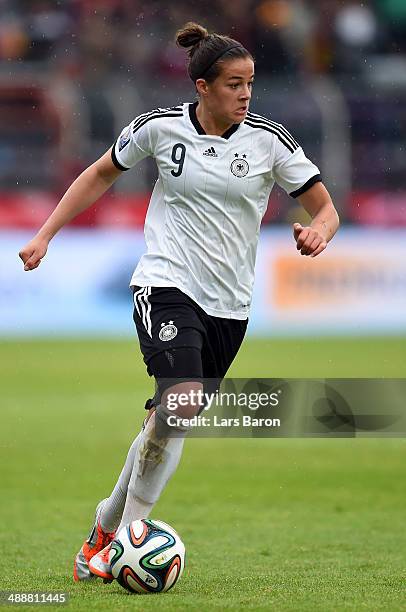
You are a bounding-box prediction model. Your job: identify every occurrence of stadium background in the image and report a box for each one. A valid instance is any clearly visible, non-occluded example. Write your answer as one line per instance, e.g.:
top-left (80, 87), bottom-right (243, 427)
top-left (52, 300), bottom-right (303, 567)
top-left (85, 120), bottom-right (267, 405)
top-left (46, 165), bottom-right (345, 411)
top-left (1, 1), bottom-right (405, 610)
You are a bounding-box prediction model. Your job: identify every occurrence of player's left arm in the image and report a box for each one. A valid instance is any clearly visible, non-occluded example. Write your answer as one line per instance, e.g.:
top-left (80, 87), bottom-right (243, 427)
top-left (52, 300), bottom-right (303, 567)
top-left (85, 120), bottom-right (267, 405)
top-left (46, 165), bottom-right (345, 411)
top-left (294, 182), bottom-right (339, 257)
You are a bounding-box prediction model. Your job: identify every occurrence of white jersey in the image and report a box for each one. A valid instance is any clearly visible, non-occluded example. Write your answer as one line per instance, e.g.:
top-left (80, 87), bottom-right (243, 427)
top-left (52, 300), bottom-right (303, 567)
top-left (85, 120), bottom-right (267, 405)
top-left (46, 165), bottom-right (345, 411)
top-left (112, 102), bottom-right (321, 320)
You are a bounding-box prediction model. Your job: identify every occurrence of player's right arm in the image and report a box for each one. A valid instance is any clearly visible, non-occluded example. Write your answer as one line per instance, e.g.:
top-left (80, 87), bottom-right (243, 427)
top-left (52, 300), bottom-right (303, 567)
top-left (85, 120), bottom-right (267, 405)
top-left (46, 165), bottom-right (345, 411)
top-left (19, 147), bottom-right (123, 270)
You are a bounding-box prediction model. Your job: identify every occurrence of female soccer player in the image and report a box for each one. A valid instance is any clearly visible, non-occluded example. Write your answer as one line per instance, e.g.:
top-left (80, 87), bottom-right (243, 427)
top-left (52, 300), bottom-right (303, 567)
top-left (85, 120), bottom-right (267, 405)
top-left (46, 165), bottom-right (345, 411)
top-left (19, 22), bottom-right (339, 582)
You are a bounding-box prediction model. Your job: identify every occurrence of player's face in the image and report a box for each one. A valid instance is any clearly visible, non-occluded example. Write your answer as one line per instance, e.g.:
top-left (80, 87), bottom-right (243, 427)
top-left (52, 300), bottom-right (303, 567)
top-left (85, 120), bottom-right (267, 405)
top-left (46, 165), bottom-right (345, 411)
top-left (206, 57), bottom-right (255, 124)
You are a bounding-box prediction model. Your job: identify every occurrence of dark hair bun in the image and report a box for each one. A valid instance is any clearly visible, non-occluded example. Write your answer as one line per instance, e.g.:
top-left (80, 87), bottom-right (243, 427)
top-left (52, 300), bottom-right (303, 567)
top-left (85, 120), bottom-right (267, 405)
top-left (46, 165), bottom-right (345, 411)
top-left (175, 22), bottom-right (209, 49)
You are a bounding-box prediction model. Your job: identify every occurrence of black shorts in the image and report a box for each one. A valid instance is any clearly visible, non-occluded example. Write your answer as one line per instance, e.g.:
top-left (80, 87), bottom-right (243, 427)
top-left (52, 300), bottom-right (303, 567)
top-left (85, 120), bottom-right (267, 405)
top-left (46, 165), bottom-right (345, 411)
top-left (132, 285), bottom-right (248, 407)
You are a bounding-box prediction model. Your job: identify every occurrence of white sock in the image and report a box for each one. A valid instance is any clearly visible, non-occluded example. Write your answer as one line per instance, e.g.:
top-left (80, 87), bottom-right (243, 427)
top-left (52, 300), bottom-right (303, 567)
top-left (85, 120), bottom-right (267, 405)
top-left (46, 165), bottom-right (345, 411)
top-left (99, 426), bottom-right (145, 532)
top-left (117, 410), bottom-right (186, 531)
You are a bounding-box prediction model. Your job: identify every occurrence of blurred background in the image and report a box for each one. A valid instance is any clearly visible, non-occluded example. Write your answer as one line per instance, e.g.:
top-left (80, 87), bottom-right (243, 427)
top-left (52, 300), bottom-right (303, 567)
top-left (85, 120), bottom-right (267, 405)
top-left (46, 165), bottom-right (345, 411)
top-left (1, 5), bottom-right (405, 606)
top-left (1, 0), bottom-right (406, 337)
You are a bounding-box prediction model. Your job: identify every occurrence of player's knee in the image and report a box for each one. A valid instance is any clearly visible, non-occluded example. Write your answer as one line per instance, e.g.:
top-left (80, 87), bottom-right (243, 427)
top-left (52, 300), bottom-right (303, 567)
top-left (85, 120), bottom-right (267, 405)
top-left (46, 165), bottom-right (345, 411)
top-left (162, 381), bottom-right (204, 419)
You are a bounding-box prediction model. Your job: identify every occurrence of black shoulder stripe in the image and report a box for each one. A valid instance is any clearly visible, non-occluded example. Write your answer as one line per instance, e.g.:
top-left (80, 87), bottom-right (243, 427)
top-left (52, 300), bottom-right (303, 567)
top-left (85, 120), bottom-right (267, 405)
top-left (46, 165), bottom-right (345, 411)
top-left (132, 105), bottom-right (183, 123)
top-left (246, 113), bottom-right (299, 150)
top-left (247, 111), bottom-right (297, 136)
top-left (246, 115), bottom-right (299, 151)
top-left (133, 112), bottom-right (183, 135)
top-left (131, 109), bottom-right (157, 129)
top-left (244, 120), bottom-right (296, 154)
top-left (132, 107), bottom-right (183, 133)
top-left (132, 108), bottom-right (183, 132)
top-left (246, 112), bottom-right (299, 148)
top-left (111, 140), bottom-right (129, 171)
top-left (273, 123), bottom-right (299, 149)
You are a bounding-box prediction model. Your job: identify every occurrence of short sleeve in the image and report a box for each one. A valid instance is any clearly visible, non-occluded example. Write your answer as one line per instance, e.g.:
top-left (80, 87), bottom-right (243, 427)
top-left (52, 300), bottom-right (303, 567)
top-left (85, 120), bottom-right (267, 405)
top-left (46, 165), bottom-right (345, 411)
top-left (272, 136), bottom-right (321, 198)
top-left (111, 118), bottom-right (152, 171)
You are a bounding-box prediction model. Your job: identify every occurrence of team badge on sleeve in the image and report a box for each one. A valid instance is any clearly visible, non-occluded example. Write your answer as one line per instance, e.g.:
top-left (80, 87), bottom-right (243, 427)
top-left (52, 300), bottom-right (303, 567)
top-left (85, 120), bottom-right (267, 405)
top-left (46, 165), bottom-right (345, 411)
top-left (118, 126), bottom-right (131, 151)
top-left (231, 153), bottom-right (249, 177)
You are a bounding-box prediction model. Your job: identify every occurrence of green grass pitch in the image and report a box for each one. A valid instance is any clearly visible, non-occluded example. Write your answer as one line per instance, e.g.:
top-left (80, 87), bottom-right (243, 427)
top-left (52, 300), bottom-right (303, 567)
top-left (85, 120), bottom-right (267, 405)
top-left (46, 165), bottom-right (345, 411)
top-left (0, 337), bottom-right (405, 611)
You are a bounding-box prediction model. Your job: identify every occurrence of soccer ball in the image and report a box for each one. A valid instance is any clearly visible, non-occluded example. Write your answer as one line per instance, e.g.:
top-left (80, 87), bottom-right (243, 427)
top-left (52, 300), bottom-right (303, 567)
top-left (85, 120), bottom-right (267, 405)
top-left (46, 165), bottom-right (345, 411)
top-left (109, 519), bottom-right (185, 594)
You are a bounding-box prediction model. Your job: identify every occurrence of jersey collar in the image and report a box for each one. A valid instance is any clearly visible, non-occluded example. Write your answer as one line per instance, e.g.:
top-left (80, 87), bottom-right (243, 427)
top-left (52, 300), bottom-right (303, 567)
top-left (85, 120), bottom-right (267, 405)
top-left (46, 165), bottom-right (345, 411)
top-left (188, 102), bottom-right (240, 140)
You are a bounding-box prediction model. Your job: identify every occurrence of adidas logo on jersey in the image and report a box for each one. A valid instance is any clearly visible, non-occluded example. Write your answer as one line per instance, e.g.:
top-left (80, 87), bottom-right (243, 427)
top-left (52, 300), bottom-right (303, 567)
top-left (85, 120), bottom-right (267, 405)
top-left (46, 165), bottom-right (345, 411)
top-left (202, 146), bottom-right (218, 157)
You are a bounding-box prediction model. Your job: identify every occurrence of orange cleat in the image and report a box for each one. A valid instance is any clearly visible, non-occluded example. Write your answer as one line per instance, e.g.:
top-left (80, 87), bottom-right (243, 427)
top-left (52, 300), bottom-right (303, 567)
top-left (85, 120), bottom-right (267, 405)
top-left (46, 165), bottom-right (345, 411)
top-left (88, 543), bottom-right (114, 581)
top-left (73, 499), bottom-right (115, 582)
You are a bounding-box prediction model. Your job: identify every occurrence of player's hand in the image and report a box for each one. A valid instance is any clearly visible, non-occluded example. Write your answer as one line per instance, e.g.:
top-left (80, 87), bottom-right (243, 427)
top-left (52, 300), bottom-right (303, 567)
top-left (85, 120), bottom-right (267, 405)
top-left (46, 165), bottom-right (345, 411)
top-left (293, 223), bottom-right (327, 258)
top-left (19, 237), bottom-right (49, 271)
